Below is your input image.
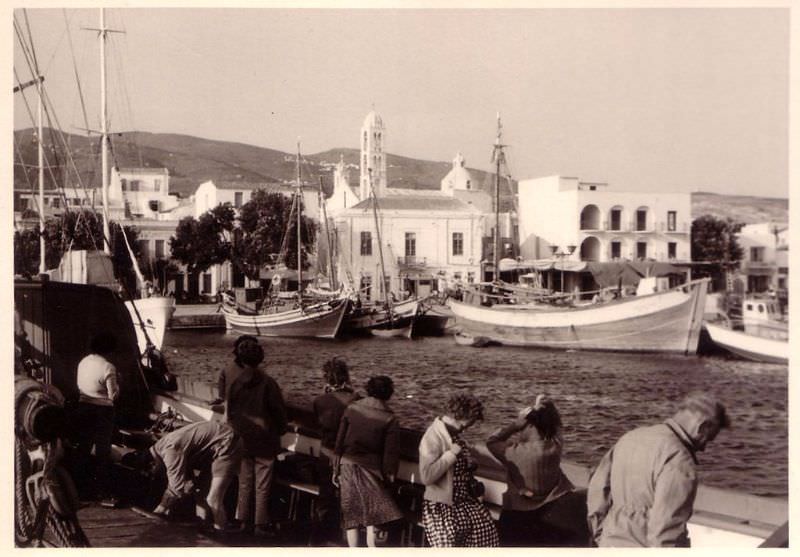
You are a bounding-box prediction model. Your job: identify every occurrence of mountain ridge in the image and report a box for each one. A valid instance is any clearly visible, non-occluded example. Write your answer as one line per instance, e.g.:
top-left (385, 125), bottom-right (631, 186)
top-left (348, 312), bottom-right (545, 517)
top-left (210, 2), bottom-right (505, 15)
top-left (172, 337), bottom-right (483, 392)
top-left (13, 129), bottom-right (787, 224)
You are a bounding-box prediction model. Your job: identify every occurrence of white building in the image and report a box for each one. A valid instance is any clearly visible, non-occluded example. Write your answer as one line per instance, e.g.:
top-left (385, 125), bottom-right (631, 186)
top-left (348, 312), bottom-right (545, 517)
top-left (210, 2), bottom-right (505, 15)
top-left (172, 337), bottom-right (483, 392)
top-left (334, 112), bottom-right (490, 298)
top-left (326, 155), bottom-right (361, 216)
top-left (110, 167), bottom-right (179, 220)
top-left (517, 175), bottom-right (692, 263)
top-left (736, 222), bottom-right (789, 293)
top-left (335, 195), bottom-right (485, 299)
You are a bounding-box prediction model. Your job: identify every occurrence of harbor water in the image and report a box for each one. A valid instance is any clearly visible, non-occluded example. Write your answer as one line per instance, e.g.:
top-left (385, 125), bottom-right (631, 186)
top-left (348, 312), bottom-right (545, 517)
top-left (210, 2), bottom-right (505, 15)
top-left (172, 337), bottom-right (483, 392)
top-left (163, 330), bottom-right (788, 498)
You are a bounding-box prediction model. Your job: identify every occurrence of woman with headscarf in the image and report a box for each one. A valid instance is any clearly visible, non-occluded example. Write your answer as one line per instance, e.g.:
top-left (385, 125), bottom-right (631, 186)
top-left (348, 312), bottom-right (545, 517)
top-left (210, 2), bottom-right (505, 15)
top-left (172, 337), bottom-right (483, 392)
top-left (418, 393), bottom-right (499, 547)
top-left (486, 394), bottom-right (588, 546)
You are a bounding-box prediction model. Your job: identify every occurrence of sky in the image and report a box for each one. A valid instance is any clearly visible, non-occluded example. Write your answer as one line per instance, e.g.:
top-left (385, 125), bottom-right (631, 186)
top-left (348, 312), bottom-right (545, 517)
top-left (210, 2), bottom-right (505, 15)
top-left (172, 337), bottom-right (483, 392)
top-left (10, 4), bottom-right (790, 198)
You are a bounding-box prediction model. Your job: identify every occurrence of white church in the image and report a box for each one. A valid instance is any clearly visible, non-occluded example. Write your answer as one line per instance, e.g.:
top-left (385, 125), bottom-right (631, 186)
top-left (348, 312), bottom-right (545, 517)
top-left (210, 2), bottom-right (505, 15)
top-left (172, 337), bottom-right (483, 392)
top-left (329, 111), bottom-right (493, 300)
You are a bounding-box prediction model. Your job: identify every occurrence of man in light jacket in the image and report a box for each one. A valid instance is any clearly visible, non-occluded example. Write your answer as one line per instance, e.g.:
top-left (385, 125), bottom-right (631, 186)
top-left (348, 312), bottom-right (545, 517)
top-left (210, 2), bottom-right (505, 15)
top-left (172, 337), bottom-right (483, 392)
top-left (586, 391), bottom-right (730, 547)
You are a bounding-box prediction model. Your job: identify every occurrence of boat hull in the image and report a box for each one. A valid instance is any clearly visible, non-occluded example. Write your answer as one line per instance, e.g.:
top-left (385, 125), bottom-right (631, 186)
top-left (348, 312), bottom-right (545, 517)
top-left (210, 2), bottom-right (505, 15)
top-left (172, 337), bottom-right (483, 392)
top-left (344, 298), bottom-right (420, 333)
top-left (125, 296), bottom-right (176, 354)
top-left (704, 322), bottom-right (789, 364)
top-left (222, 299), bottom-right (349, 338)
top-left (448, 279), bottom-right (708, 354)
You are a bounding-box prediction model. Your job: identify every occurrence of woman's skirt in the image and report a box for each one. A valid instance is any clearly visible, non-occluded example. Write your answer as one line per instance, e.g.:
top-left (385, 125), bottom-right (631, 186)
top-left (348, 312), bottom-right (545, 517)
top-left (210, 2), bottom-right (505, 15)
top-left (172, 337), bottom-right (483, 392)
top-left (339, 462), bottom-right (403, 529)
top-left (422, 499), bottom-right (499, 547)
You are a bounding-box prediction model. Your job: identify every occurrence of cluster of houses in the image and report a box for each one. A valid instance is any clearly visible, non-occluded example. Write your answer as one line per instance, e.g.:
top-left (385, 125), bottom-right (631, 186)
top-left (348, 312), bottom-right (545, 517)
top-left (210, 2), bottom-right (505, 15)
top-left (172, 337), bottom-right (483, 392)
top-left (13, 111), bottom-right (789, 303)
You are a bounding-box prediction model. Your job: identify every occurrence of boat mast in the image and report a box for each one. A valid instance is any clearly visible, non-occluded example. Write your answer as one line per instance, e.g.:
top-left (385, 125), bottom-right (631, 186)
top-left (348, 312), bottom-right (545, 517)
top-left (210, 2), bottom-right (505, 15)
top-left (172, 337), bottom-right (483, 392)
top-left (491, 113), bottom-right (505, 283)
top-left (296, 142), bottom-right (302, 296)
top-left (319, 176), bottom-right (336, 290)
top-left (37, 76), bottom-right (45, 273)
top-left (99, 8), bottom-right (111, 254)
top-left (368, 168), bottom-right (391, 314)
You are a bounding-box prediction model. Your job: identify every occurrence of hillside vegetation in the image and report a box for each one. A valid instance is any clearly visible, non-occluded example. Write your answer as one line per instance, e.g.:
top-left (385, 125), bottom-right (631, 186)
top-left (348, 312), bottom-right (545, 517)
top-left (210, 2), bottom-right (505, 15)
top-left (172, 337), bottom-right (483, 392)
top-left (13, 129), bottom-right (786, 224)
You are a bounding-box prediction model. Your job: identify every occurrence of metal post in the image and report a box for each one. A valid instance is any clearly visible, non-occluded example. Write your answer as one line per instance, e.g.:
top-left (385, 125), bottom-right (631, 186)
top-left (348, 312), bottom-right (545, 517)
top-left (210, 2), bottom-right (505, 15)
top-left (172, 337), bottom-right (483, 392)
top-left (37, 78), bottom-right (45, 273)
top-left (99, 8), bottom-right (111, 254)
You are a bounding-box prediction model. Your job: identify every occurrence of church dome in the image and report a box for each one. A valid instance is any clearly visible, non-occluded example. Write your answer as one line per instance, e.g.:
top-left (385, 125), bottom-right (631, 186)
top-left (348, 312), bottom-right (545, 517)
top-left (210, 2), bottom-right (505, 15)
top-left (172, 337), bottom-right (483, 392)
top-left (363, 110), bottom-right (384, 129)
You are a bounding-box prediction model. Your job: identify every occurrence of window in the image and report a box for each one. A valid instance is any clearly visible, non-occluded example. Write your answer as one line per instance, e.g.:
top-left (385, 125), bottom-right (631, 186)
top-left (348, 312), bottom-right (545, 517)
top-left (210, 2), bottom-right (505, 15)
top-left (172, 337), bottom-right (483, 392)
top-left (467, 272), bottom-right (475, 283)
top-left (667, 211), bottom-right (677, 232)
top-left (405, 232), bottom-right (416, 257)
top-left (668, 242), bottom-right (677, 259)
top-left (138, 240), bottom-right (150, 258)
top-left (610, 209), bottom-right (621, 231)
top-left (466, 180), bottom-right (471, 190)
top-left (234, 192), bottom-right (243, 208)
top-left (360, 273), bottom-right (372, 300)
top-left (452, 232), bottom-right (464, 256)
top-left (154, 179), bottom-right (162, 193)
top-left (203, 273), bottom-right (212, 294)
top-left (750, 247), bottom-right (764, 262)
top-left (52, 198), bottom-right (60, 209)
top-left (121, 179), bottom-right (128, 191)
top-left (637, 242), bottom-right (647, 260)
top-left (155, 239), bottom-right (165, 259)
top-left (636, 209), bottom-right (647, 231)
top-left (129, 180), bottom-right (141, 192)
top-left (360, 231), bottom-right (372, 256)
top-left (611, 241), bottom-right (621, 259)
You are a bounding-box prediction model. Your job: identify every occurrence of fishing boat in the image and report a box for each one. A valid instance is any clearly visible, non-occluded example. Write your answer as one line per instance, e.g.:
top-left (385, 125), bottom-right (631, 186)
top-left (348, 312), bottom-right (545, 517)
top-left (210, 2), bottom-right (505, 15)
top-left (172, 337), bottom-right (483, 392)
top-left (704, 296), bottom-right (789, 364)
top-left (221, 145), bottom-right (350, 338)
top-left (341, 168), bottom-right (420, 337)
top-left (449, 278), bottom-right (708, 354)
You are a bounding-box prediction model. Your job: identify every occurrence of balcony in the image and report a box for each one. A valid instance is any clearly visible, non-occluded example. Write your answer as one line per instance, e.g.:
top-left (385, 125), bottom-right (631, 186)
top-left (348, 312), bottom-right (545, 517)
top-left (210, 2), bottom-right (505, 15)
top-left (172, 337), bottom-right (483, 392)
top-left (397, 256), bottom-right (427, 267)
top-left (741, 261), bottom-right (776, 276)
top-left (601, 220), bottom-right (630, 233)
top-left (657, 221), bottom-right (689, 234)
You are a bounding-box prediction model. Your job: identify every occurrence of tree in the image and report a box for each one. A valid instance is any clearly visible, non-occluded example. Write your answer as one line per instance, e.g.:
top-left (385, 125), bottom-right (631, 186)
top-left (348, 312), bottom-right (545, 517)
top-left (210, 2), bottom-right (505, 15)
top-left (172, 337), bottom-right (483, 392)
top-left (236, 190), bottom-right (317, 279)
top-left (13, 209), bottom-right (142, 290)
top-left (691, 215), bottom-right (744, 263)
top-left (169, 204), bottom-right (235, 274)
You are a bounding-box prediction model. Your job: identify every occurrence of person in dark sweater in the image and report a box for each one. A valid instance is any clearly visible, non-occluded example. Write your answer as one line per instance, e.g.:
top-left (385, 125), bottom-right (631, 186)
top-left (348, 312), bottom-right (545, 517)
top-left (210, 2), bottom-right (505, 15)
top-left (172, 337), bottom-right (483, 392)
top-left (311, 357), bottom-right (360, 543)
top-left (218, 335), bottom-right (288, 537)
top-left (486, 395), bottom-right (588, 546)
top-left (334, 375), bottom-right (403, 547)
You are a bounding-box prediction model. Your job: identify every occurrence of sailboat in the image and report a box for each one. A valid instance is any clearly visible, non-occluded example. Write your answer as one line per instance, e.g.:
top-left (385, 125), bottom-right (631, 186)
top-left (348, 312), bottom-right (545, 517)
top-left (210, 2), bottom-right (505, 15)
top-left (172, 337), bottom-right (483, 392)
top-left (50, 9), bottom-right (174, 356)
top-left (447, 116), bottom-right (710, 354)
top-left (342, 168), bottom-right (420, 338)
top-left (220, 144), bottom-right (350, 338)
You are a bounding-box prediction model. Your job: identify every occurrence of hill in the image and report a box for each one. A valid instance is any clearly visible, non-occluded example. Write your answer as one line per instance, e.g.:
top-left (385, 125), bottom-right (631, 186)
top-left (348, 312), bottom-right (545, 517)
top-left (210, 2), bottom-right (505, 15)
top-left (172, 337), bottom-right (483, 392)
top-left (13, 129), bottom-right (513, 203)
top-left (13, 129), bottom-right (787, 224)
top-left (691, 192), bottom-right (788, 224)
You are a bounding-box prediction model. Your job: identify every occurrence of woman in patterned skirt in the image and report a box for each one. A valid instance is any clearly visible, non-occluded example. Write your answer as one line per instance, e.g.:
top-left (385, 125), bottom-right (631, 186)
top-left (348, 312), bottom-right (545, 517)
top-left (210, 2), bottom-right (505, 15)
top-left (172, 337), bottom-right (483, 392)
top-left (418, 393), bottom-right (499, 547)
top-left (334, 375), bottom-right (403, 546)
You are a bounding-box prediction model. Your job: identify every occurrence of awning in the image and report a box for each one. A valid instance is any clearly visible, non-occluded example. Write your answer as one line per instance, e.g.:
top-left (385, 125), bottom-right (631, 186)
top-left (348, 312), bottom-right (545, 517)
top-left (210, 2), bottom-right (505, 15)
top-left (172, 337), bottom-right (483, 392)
top-left (585, 261), bottom-right (685, 288)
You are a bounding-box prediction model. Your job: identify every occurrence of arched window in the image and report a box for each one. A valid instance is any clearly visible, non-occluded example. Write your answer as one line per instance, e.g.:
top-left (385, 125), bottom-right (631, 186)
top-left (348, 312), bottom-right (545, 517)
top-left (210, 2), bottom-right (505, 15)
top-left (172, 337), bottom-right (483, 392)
top-left (580, 205), bottom-right (601, 230)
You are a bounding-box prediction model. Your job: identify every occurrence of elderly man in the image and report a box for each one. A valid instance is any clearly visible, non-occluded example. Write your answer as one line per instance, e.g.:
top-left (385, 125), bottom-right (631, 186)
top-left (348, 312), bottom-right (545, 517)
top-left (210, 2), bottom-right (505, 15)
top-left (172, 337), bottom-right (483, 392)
top-left (586, 391), bottom-right (730, 547)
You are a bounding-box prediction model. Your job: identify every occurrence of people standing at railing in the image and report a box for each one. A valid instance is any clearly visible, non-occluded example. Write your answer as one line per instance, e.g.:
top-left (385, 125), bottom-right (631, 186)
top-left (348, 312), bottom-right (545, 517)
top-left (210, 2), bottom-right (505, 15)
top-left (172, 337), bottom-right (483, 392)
top-left (333, 375), bottom-right (403, 547)
top-left (74, 332), bottom-right (120, 508)
top-left (312, 357), bottom-right (360, 543)
top-left (418, 393), bottom-right (499, 547)
top-left (486, 395), bottom-right (589, 546)
top-left (218, 335), bottom-right (288, 537)
top-left (586, 391), bottom-right (730, 547)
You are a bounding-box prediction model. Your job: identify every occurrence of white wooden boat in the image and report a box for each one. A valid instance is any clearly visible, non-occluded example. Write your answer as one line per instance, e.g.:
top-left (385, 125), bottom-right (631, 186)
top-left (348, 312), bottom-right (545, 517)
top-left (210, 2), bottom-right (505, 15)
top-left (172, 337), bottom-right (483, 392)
top-left (222, 297), bottom-right (349, 339)
top-left (704, 296), bottom-right (788, 364)
top-left (448, 278), bottom-right (709, 354)
top-left (704, 321), bottom-right (788, 364)
top-left (124, 296), bottom-right (176, 353)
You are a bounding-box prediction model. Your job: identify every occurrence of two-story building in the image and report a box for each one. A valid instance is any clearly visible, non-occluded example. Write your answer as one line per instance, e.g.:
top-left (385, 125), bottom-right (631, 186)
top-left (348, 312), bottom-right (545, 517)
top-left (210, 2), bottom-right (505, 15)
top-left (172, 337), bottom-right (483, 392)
top-left (517, 175), bottom-right (692, 263)
top-left (332, 112), bottom-right (490, 299)
top-left (736, 222), bottom-right (789, 294)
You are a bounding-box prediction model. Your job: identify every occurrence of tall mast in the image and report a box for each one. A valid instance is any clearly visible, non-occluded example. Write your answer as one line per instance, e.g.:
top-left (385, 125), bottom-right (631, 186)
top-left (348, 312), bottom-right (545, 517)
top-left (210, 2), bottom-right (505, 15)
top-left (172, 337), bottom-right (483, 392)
top-left (296, 142), bottom-right (302, 295)
top-left (368, 169), bottom-right (391, 314)
top-left (37, 76), bottom-right (45, 273)
top-left (319, 176), bottom-right (336, 290)
top-left (99, 8), bottom-right (111, 254)
top-left (491, 113), bottom-right (505, 283)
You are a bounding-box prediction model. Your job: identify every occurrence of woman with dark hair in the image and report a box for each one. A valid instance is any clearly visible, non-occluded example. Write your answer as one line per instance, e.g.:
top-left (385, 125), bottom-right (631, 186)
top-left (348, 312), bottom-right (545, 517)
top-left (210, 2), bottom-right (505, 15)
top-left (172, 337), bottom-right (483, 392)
top-left (418, 393), bottom-right (499, 547)
top-left (218, 335), bottom-right (288, 536)
top-left (486, 394), bottom-right (588, 546)
top-left (311, 357), bottom-right (360, 543)
top-left (334, 375), bottom-right (403, 547)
